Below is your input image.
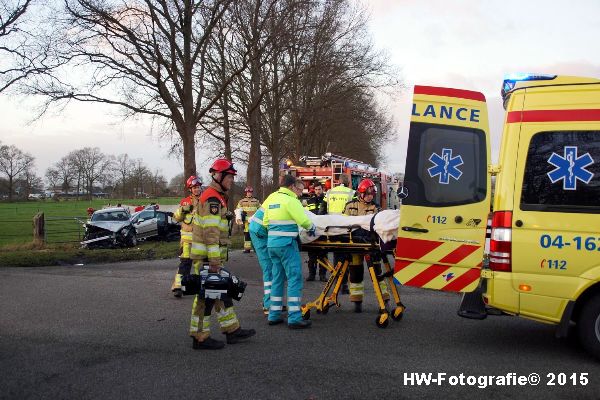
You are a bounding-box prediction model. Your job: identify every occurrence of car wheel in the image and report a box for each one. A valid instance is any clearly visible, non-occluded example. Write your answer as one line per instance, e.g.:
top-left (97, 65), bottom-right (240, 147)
top-left (577, 294), bottom-right (600, 360)
top-left (128, 232), bottom-right (138, 247)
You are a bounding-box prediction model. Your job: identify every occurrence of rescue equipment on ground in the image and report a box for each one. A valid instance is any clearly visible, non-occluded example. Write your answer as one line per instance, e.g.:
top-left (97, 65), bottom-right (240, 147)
top-left (180, 266), bottom-right (247, 301)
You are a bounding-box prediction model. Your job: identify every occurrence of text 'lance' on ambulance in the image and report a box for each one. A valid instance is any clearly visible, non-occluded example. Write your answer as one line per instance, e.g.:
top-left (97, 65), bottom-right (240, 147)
top-left (411, 103), bottom-right (481, 122)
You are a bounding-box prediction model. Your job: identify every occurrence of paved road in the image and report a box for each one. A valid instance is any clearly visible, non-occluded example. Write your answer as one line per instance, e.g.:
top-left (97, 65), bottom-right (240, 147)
top-left (1, 250), bottom-right (599, 400)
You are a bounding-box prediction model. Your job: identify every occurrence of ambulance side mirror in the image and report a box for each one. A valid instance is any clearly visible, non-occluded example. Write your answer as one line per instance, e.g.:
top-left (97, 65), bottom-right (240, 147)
top-left (397, 186), bottom-right (409, 200)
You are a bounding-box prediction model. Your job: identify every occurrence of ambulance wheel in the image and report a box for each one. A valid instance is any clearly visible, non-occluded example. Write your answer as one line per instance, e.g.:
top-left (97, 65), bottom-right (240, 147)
top-left (376, 312), bottom-right (389, 328)
top-left (302, 309), bottom-right (311, 320)
top-left (392, 307), bottom-right (404, 321)
top-left (577, 294), bottom-right (600, 360)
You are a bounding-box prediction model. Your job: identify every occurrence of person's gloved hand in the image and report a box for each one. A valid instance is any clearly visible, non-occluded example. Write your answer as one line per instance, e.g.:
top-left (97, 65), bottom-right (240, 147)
top-left (306, 224), bottom-right (317, 237)
top-left (225, 211), bottom-right (234, 221)
top-left (181, 204), bottom-right (192, 213)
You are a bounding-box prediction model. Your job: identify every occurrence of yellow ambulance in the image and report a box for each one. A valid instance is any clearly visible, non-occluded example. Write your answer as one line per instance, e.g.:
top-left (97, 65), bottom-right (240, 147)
top-left (394, 75), bottom-right (600, 359)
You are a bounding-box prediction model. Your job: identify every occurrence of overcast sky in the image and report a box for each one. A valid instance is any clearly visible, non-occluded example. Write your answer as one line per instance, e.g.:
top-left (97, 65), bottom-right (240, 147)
top-left (1, 0), bottom-right (599, 181)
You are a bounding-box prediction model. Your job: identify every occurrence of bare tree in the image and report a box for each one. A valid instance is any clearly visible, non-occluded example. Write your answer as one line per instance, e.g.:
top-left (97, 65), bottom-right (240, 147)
top-left (0, 143), bottom-right (34, 201)
top-left (27, 0), bottom-right (280, 180)
top-left (67, 147), bottom-right (112, 199)
top-left (17, 164), bottom-right (42, 198)
top-left (168, 172), bottom-right (185, 196)
top-left (0, 0), bottom-right (30, 92)
top-left (129, 158), bottom-right (152, 197)
top-left (115, 153), bottom-right (134, 197)
top-left (45, 166), bottom-right (60, 191)
top-left (52, 154), bottom-right (76, 194)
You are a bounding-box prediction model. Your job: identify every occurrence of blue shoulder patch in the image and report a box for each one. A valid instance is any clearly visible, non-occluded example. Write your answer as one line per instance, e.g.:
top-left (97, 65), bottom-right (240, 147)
top-left (268, 204), bottom-right (280, 209)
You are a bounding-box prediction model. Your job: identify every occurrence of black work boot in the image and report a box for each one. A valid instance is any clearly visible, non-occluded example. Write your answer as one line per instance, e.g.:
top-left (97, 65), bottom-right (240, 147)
top-left (306, 274), bottom-right (316, 281)
top-left (226, 327), bottom-right (256, 344)
top-left (353, 301), bottom-right (363, 313)
top-left (319, 274), bottom-right (327, 282)
top-left (341, 284), bottom-right (350, 294)
top-left (173, 288), bottom-right (182, 298)
top-left (192, 336), bottom-right (225, 350)
top-left (288, 320), bottom-right (312, 329)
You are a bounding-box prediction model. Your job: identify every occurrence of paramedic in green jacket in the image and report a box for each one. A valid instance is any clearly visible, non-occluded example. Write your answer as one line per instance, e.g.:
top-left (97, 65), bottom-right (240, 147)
top-left (263, 175), bottom-right (316, 329)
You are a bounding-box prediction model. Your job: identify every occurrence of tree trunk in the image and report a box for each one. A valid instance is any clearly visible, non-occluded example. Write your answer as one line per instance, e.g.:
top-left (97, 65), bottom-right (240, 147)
top-left (271, 153), bottom-right (280, 188)
top-left (181, 128), bottom-right (197, 181)
top-left (8, 176), bottom-right (13, 202)
top-left (246, 40), bottom-right (262, 198)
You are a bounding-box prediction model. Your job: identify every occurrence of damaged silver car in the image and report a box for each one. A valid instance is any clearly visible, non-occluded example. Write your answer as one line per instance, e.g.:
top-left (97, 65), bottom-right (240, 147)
top-left (81, 207), bottom-right (137, 248)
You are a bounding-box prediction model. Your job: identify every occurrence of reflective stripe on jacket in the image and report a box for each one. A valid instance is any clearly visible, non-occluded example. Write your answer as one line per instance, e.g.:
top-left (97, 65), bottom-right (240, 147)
top-left (325, 185), bottom-right (355, 214)
top-left (263, 187), bottom-right (312, 247)
top-left (190, 184), bottom-right (230, 264)
top-left (236, 197), bottom-right (261, 218)
top-left (173, 195), bottom-right (198, 244)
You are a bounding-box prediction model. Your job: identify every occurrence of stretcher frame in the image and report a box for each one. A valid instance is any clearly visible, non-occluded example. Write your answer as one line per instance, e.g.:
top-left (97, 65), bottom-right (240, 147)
top-left (300, 225), bottom-right (405, 328)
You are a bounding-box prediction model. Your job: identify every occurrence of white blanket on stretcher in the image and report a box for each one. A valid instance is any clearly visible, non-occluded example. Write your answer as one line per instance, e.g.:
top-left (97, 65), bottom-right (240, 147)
top-left (298, 209), bottom-right (400, 244)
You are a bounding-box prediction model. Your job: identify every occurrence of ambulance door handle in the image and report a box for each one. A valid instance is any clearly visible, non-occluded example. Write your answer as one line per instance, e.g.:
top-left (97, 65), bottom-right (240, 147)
top-left (402, 226), bottom-right (429, 233)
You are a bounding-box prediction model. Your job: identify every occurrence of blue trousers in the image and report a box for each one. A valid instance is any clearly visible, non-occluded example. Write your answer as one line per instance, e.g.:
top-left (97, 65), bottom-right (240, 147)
top-left (249, 231), bottom-right (272, 309)
top-left (268, 241), bottom-right (303, 324)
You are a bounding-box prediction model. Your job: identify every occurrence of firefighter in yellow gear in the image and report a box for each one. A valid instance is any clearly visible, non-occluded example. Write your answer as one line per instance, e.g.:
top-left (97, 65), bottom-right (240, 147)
top-left (235, 186), bottom-right (261, 253)
top-left (171, 175), bottom-right (202, 297)
top-left (324, 174), bottom-right (355, 293)
top-left (323, 174), bottom-right (355, 214)
top-left (343, 178), bottom-right (390, 313)
top-left (188, 159), bottom-right (255, 350)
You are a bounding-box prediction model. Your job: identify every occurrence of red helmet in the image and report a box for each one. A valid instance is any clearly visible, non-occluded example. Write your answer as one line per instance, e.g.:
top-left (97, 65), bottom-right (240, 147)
top-left (86, 207), bottom-right (94, 214)
top-left (186, 175), bottom-right (202, 189)
top-left (209, 158), bottom-right (237, 175)
top-left (357, 179), bottom-right (376, 194)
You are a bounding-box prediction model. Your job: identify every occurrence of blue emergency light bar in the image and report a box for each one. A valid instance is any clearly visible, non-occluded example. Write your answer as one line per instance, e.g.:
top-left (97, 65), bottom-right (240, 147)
top-left (501, 73), bottom-right (557, 101)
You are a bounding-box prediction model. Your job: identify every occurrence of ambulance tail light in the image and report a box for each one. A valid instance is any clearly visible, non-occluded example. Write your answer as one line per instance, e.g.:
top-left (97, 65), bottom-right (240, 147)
top-left (489, 211), bottom-right (512, 272)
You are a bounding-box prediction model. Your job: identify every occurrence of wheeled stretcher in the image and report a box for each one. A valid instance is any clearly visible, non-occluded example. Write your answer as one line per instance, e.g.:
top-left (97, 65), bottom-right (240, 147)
top-left (300, 225), bottom-right (405, 328)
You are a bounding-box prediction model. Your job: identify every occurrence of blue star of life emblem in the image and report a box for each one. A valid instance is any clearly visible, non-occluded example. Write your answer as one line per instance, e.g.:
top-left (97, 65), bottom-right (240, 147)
top-left (547, 146), bottom-right (594, 190)
top-left (428, 148), bottom-right (463, 184)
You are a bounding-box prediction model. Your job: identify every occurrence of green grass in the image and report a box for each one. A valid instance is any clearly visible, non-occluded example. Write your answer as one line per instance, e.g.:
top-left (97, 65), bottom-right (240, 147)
top-left (0, 197), bottom-right (180, 246)
top-left (0, 198), bottom-right (244, 267)
top-left (0, 233), bottom-right (244, 268)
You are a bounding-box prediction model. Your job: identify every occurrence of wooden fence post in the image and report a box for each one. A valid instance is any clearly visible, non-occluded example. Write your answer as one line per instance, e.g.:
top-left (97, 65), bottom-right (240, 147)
top-left (33, 212), bottom-right (45, 245)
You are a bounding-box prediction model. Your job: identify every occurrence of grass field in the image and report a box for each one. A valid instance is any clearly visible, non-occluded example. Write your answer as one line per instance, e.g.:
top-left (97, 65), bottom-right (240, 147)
top-left (0, 197), bottom-right (180, 247)
top-left (0, 230), bottom-right (244, 268)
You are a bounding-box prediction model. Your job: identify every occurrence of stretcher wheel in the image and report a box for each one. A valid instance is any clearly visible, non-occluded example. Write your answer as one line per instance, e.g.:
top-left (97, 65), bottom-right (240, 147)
top-left (302, 309), bottom-right (311, 320)
top-left (376, 313), bottom-right (389, 328)
top-left (392, 307), bottom-right (404, 321)
top-left (321, 303), bottom-right (330, 315)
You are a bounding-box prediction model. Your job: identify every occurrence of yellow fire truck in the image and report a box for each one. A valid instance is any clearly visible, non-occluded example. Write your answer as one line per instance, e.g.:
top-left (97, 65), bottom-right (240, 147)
top-left (394, 75), bottom-right (600, 359)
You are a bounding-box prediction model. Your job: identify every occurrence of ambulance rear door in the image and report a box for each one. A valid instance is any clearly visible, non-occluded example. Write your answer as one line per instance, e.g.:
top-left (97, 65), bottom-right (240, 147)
top-left (394, 86), bottom-right (491, 292)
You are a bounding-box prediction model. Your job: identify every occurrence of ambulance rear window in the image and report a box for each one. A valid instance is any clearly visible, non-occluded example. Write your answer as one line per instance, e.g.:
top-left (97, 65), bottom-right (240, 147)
top-left (403, 123), bottom-right (487, 207)
top-left (521, 131), bottom-right (600, 213)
